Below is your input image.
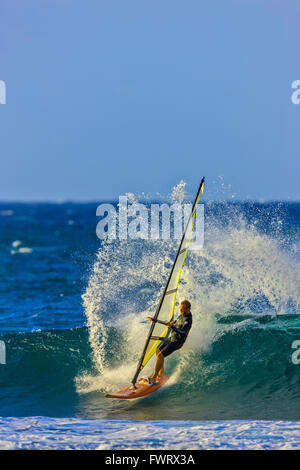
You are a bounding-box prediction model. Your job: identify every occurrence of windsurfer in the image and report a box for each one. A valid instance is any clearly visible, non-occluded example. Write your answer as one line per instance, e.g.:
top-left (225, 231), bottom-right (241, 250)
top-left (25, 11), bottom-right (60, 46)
top-left (145, 299), bottom-right (192, 384)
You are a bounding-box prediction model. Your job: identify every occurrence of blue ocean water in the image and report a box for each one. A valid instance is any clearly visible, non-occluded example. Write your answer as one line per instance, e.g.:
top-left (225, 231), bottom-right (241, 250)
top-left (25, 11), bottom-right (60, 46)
top-left (0, 199), bottom-right (300, 449)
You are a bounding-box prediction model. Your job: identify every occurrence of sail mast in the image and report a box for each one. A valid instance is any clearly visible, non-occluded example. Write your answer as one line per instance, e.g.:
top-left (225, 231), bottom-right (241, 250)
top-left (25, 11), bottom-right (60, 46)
top-left (131, 177), bottom-right (205, 386)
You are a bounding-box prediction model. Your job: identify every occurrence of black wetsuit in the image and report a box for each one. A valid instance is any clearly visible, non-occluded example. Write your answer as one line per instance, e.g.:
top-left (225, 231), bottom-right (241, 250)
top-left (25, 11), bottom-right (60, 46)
top-left (158, 313), bottom-right (192, 357)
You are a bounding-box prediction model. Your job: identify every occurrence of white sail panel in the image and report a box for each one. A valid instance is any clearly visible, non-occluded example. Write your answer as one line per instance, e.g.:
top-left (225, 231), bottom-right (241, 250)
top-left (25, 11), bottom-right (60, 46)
top-left (132, 178), bottom-right (205, 384)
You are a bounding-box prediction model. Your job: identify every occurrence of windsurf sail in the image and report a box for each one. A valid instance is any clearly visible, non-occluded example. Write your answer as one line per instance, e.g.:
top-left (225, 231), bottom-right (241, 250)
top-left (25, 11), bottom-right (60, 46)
top-left (132, 177), bottom-right (205, 386)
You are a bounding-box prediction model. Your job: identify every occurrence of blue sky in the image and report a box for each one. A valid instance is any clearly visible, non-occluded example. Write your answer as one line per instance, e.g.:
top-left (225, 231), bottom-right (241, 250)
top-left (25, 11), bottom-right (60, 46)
top-left (0, 0), bottom-right (299, 201)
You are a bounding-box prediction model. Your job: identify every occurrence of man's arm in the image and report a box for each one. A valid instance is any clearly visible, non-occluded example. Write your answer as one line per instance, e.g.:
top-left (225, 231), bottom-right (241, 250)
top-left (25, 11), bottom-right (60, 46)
top-left (170, 318), bottom-right (191, 336)
top-left (146, 317), bottom-right (175, 327)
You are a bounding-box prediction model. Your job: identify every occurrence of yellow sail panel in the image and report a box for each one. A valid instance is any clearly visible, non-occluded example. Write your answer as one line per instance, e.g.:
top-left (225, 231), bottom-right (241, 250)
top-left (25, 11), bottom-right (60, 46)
top-left (140, 179), bottom-right (205, 371)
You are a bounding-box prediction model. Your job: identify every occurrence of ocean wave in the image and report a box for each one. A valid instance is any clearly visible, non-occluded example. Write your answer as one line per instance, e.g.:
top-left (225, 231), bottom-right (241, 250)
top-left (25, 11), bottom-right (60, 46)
top-left (1, 416), bottom-right (300, 450)
top-left (1, 315), bottom-right (300, 420)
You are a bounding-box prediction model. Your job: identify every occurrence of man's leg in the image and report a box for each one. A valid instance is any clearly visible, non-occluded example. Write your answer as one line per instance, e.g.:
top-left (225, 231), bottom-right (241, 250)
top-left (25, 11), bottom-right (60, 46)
top-left (150, 349), bottom-right (164, 381)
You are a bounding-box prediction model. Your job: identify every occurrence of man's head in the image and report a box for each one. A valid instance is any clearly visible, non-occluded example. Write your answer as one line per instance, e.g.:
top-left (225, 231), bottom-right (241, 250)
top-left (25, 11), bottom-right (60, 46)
top-left (179, 300), bottom-right (191, 315)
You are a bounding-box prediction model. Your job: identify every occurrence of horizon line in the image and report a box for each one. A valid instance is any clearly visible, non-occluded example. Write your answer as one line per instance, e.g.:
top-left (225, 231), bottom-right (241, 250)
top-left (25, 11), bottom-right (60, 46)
top-left (0, 198), bottom-right (299, 204)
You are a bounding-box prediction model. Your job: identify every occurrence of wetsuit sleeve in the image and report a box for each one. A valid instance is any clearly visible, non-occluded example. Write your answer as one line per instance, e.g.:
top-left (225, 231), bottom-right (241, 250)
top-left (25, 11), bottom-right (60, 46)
top-left (170, 318), bottom-right (191, 336)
